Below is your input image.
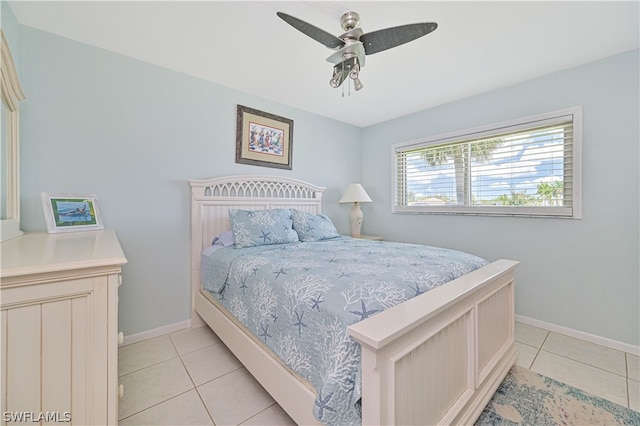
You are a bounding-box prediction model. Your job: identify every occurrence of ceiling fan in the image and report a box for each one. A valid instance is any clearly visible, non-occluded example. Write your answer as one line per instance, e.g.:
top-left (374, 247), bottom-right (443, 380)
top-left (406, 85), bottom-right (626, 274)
top-left (276, 11), bottom-right (438, 93)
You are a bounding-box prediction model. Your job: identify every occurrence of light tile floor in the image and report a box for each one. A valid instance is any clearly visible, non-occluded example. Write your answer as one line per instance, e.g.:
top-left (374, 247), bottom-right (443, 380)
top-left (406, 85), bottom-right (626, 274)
top-left (118, 322), bottom-right (640, 425)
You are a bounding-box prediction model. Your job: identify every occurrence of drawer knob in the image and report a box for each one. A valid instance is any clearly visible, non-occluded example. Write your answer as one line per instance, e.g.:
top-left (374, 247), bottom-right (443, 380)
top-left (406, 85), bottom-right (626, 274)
top-left (119, 384), bottom-right (124, 399)
top-left (118, 332), bottom-right (124, 345)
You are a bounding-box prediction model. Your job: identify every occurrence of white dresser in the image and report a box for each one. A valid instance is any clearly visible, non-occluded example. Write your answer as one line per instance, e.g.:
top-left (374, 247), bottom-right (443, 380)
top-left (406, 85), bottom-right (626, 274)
top-left (1, 230), bottom-right (127, 425)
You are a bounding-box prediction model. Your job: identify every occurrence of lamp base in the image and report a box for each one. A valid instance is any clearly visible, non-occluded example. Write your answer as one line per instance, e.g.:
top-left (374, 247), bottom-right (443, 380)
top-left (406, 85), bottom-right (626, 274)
top-left (349, 203), bottom-right (363, 237)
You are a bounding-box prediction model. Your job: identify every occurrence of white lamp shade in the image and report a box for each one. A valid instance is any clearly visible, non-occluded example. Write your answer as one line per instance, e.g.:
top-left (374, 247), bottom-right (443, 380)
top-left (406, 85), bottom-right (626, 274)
top-left (339, 184), bottom-right (372, 204)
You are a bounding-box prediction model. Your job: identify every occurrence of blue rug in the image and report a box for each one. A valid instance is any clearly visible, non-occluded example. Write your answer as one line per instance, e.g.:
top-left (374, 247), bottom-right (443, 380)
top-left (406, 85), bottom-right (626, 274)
top-left (476, 366), bottom-right (640, 425)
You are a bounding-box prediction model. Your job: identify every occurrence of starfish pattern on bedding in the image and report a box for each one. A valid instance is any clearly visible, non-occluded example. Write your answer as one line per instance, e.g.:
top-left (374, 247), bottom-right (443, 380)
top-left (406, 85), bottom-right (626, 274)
top-left (409, 283), bottom-right (424, 296)
top-left (350, 300), bottom-right (379, 321)
top-left (260, 230), bottom-right (271, 244)
top-left (310, 294), bottom-right (324, 311)
top-left (273, 267), bottom-right (287, 279)
top-left (315, 391), bottom-right (337, 419)
top-left (259, 324), bottom-right (271, 343)
top-left (345, 377), bottom-right (356, 393)
top-left (293, 310), bottom-right (307, 337)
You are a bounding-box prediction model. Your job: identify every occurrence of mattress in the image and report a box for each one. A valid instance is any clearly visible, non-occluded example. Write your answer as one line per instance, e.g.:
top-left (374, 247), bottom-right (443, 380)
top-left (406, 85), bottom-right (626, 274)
top-left (201, 236), bottom-right (488, 425)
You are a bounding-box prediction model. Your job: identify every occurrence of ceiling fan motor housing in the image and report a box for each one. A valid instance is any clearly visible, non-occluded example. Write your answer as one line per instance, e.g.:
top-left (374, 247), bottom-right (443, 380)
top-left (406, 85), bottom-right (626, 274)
top-left (341, 11), bottom-right (360, 31)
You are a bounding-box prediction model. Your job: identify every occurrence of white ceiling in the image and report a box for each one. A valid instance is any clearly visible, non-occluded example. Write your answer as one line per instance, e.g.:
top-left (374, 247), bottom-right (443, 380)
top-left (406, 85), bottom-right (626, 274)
top-left (8, 1), bottom-right (640, 127)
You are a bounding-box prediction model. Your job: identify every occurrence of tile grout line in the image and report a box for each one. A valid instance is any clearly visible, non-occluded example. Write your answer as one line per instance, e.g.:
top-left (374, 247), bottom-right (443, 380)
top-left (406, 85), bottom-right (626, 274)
top-left (533, 352), bottom-right (631, 408)
top-left (118, 388), bottom-right (196, 423)
top-left (522, 328), bottom-right (630, 377)
top-left (190, 364), bottom-right (257, 425)
top-left (173, 331), bottom-right (247, 426)
top-left (118, 336), bottom-right (181, 378)
top-left (190, 365), bottom-right (275, 425)
top-left (625, 353), bottom-right (630, 409)
top-left (539, 348), bottom-right (629, 379)
top-left (169, 332), bottom-right (218, 424)
top-left (118, 334), bottom-right (210, 423)
top-left (239, 402), bottom-right (280, 426)
top-left (168, 332), bottom-right (203, 388)
top-left (118, 355), bottom-right (180, 379)
top-left (526, 330), bottom-right (549, 370)
top-left (192, 380), bottom-right (217, 426)
top-left (534, 348), bottom-right (632, 382)
top-left (522, 330), bottom-right (632, 409)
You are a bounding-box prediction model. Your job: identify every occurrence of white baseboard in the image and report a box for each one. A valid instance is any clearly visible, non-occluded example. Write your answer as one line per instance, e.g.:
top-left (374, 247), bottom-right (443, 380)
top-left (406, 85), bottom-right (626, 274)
top-left (516, 315), bottom-right (640, 356)
top-left (121, 316), bottom-right (640, 356)
top-left (121, 320), bottom-right (192, 346)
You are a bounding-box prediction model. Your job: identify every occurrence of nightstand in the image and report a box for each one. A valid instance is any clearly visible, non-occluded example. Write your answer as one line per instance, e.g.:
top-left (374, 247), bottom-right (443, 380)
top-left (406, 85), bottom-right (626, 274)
top-left (353, 235), bottom-right (383, 241)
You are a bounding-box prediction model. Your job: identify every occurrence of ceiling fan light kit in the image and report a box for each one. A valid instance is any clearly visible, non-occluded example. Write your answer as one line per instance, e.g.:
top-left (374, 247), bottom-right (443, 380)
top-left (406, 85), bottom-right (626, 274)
top-left (277, 10), bottom-right (437, 95)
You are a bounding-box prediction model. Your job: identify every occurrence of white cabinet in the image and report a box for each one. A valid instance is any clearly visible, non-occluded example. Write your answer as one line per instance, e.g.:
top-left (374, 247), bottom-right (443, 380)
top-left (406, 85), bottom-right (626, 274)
top-left (1, 230), bottom-right (127, 425)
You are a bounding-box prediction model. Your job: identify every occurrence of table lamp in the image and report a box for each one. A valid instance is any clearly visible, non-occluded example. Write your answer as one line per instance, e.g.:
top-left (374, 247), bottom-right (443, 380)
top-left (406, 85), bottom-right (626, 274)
top-left (338, 183), bottom-right (372, 237)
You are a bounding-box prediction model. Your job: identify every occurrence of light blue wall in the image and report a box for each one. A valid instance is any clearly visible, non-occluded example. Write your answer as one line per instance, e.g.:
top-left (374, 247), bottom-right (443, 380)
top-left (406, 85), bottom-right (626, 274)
top-left (16, 26), bottom-right (362, 335)
top-left (361, 49), bottom-right (640, 346)
top-left (10, 16), bottom-right (639, 346)
top-left (1, 2), bottom-right (20, 72)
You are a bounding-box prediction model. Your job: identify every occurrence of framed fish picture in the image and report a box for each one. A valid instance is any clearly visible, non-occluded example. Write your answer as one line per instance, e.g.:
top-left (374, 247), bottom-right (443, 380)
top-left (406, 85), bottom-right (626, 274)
top-left (41, 192), bottom-right (104, 233)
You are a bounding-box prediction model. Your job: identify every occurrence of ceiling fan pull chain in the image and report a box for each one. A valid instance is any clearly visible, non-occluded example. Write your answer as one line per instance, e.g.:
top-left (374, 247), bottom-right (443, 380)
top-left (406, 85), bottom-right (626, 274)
top-left (347, 60), bottom-right (351, 96)
top-left (341, 60), bottom-right (346, 97)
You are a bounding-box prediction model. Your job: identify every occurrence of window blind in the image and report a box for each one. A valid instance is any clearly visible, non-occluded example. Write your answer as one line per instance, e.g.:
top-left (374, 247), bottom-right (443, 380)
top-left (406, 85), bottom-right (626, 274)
top-left (393, 108), bottom-right (581, 218)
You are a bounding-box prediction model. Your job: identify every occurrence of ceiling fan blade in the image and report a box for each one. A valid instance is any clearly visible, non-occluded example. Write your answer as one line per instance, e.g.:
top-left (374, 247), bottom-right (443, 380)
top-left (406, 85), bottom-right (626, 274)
top-left (360, 22), bottom-right (437, 55)
top-left (277, 12), bottom-right (345, 50)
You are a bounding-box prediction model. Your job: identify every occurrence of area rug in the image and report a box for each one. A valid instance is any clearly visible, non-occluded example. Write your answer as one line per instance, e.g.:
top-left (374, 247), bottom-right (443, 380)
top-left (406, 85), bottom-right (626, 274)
top-left (476, 366), bottom-right (640, 425)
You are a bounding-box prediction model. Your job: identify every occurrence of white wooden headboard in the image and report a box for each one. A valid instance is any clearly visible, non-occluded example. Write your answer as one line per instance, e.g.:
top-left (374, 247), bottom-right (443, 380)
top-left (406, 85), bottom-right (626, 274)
top-left (189, 175), bottom-right (326, 324)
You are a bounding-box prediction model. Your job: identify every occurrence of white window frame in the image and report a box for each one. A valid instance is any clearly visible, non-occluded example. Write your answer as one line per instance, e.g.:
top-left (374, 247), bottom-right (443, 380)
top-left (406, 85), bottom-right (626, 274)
top-left (392, 107), bottom-right (582, 218)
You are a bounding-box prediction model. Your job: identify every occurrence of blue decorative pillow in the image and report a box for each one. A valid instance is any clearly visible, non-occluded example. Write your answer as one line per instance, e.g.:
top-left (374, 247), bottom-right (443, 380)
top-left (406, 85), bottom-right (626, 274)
top-left (291, 209), bottom-right (340, 242)
top-left (229, 209), bottom-right (299, 248)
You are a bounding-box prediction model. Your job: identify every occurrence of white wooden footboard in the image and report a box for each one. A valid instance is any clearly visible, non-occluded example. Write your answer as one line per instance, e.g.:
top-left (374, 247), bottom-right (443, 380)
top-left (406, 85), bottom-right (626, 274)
top-left (348, 259), bottom-right (518, 426)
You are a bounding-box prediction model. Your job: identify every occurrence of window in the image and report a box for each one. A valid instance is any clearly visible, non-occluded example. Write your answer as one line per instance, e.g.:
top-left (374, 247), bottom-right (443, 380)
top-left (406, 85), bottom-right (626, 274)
top-left (393, 107), bottom-right (582, 218)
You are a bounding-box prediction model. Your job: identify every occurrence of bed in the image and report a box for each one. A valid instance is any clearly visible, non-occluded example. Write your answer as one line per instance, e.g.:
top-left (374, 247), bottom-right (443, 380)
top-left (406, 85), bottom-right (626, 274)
top-left (190, 175), bottom-right (519, 425)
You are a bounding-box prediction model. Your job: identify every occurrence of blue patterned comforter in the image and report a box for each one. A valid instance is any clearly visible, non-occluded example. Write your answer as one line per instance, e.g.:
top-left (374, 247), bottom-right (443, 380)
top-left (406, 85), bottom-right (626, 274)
top-left (201, 236), bottom-right (488, 425)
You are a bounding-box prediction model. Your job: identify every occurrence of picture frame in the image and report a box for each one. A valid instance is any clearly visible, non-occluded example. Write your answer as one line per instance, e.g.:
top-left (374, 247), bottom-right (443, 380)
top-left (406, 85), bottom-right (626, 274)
top-left (236, 105), bottom-right (293, 170)
top-left (41, 192), bottom-right (104, 233)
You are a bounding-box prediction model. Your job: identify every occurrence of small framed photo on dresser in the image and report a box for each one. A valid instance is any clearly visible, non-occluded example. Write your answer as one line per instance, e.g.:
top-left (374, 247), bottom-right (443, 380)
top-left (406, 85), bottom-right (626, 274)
top-left (41, 192), bottom-right (104, 233)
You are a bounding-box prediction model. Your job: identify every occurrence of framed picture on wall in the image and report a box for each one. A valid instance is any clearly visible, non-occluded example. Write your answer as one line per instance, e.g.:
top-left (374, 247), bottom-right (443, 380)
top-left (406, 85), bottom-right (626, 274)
top-left (41, 192), bottom-right (104, 233)
top-left (236, 105), bottom-right (293, 170)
